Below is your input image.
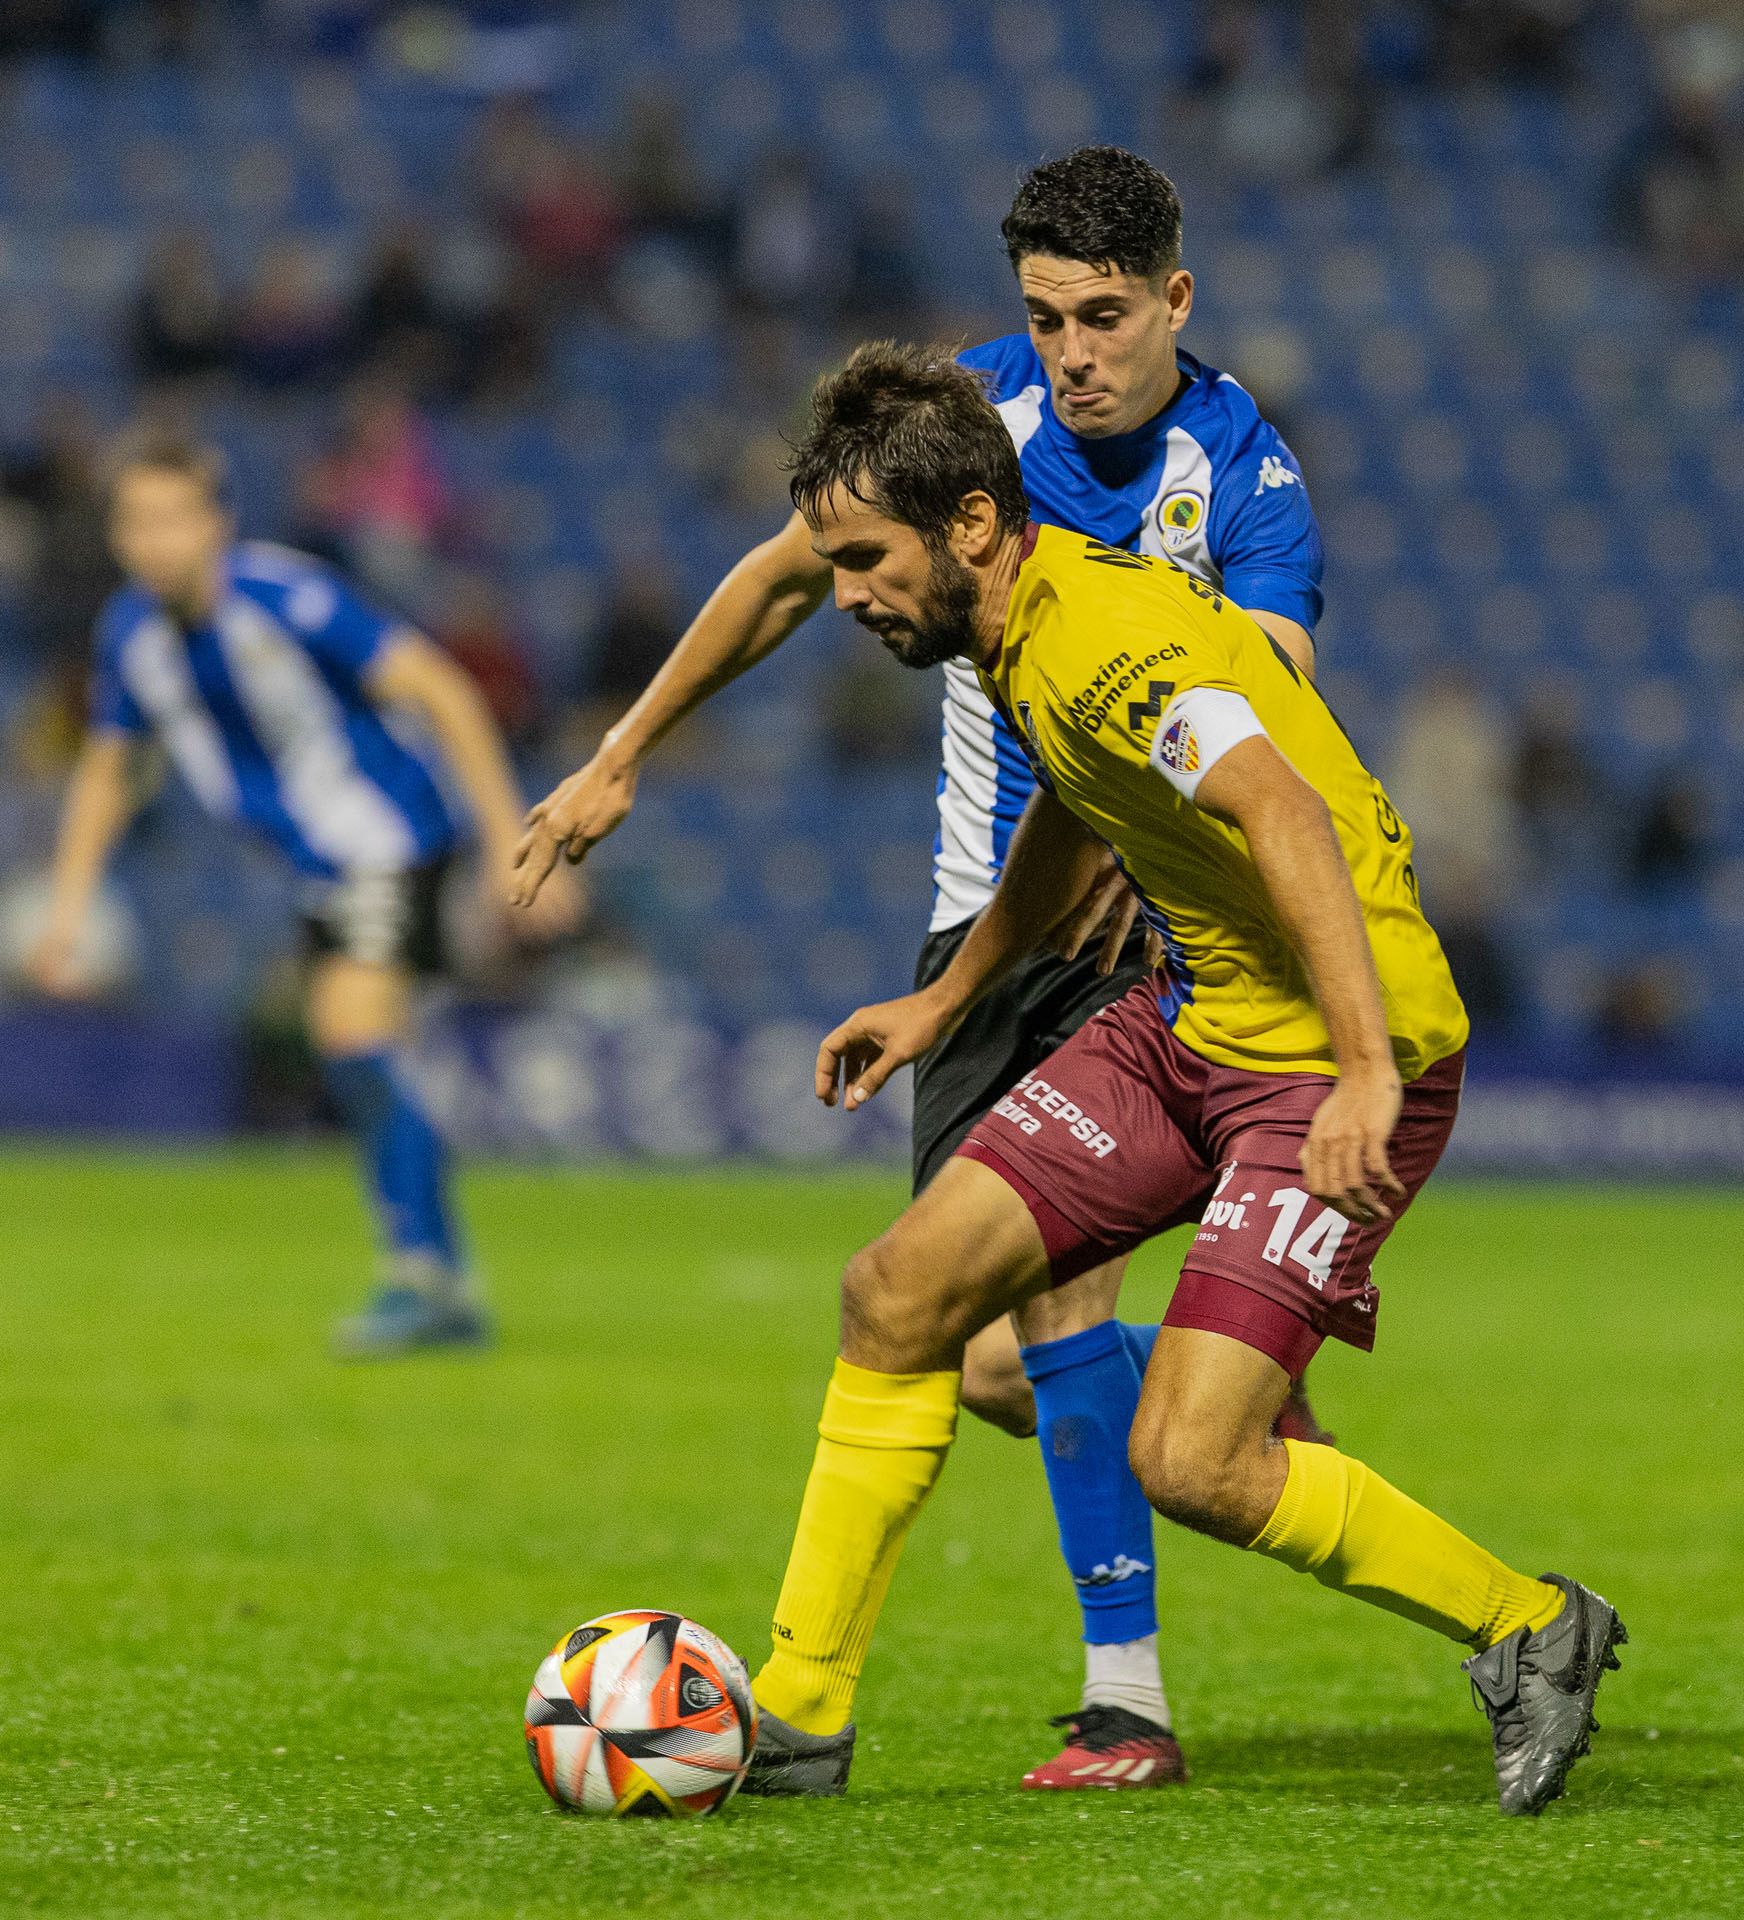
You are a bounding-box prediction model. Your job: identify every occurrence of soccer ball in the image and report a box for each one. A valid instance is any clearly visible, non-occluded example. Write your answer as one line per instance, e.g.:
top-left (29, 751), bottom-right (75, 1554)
top-left (523, 1609), bottom-right (758, 1818)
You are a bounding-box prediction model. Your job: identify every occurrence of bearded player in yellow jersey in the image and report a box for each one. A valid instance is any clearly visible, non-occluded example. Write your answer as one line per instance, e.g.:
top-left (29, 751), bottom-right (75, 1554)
top-left (728, 344), bottom-right (1626, 1816)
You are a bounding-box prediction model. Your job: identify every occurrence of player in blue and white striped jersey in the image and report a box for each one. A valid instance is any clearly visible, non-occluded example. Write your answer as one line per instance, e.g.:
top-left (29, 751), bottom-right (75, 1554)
top-left (514, 148), bottom-right (1328, 1790)
top-left (31, 435), bottom-right (578, 1355)
top-left (932, 323), bottom-right (1322, 934)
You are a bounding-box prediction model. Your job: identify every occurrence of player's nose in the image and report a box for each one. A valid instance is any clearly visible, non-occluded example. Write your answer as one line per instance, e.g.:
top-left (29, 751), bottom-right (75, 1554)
top-left (1060, 324), bottom-right (1095, 377)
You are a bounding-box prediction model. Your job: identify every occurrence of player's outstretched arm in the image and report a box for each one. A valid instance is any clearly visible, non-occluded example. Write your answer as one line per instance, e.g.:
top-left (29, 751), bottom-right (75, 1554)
top-left (511, 514), bottom-right (831, 906)
top-left (29, 731), bottom-right (138, 996)
top-left (817, 792), bottom-right (1108, 1110)
top-left (1196, 736), bottom-right (1405, 1225)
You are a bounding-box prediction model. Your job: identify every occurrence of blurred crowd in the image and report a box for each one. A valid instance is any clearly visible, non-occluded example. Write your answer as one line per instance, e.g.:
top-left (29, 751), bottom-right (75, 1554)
top-left (0, 70), bottom-right (940, 779)
top-left (1385, 669), bottom-right (1719, 1050)
top-left (0, 0), bottom-right (1740, 1067)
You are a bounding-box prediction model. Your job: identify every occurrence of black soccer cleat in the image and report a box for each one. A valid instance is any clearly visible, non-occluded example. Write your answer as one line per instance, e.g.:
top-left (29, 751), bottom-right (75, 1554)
top-left (740, 1709), bottom-right (857, 1798)
top-left (1463, 1571), bottom-right (1627, 1816)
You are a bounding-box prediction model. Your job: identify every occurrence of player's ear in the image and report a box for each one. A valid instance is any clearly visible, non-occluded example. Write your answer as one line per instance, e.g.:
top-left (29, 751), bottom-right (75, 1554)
top-left (1163, 268), bottom-right (1193, 334)
top-left (950, 491), bottom-right (1001, 561)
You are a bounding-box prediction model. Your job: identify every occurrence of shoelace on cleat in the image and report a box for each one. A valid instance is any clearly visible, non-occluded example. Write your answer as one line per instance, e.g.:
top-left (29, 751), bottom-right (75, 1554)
top-left (1466, 1630), bottom-right (1531, 1753)
top-left (1046, 1706), bottom-right (1172, 1754)
top-left (1469, 1677), bottom-right (1530, 1753)
top-left (1469, 1614), bottom-right (1587, 1756)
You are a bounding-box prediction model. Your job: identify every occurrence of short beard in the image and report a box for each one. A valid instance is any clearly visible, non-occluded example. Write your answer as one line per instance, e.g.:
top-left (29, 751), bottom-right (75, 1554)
top-left (860, 546), bottom-right (982, 671)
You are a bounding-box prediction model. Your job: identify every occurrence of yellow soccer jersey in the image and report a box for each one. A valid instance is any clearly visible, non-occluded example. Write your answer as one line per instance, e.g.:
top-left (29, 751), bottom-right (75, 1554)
top-left (982, 525), bottom-right (1469, 1081)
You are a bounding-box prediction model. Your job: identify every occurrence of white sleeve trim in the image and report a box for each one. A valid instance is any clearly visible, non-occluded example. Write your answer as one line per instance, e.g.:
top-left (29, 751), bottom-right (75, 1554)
top-left (1147, 686), bottom-right (1267, 803)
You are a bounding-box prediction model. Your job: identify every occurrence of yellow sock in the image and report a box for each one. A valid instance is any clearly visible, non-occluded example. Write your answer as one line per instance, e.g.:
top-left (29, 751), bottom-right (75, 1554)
top-left (754, 1358), bottom-right (961, 1734)
top-left (1249, 1439), bottom-right (1564, 1650)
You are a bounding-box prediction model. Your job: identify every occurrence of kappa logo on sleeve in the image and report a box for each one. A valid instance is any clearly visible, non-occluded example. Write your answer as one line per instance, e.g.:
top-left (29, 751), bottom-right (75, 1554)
top-left (991, 1074), bottom-right (1118, 1157)
top-left (1156, 714), bottom-right (1200, 775)
top-left (1254, 456), bottom-right (1300, 494)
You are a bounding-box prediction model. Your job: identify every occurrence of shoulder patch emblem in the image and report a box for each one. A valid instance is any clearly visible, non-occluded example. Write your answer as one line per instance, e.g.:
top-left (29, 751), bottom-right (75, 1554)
top-left (1157, 489), bottom-right (1205, 552)
top-left (1156, 715), bottom-right (1200, 775)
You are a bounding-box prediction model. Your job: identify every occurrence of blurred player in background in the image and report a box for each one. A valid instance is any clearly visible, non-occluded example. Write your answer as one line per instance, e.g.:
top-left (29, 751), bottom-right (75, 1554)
top-left (515, 147), bottom-right (1329, 1787)
top-left (30, 435), bottom-right (579, 1356)
top-left (743, 343), bottom-right (1624, 1816)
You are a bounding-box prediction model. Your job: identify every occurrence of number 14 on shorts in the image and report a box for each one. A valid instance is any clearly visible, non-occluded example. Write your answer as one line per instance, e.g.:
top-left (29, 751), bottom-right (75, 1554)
top-left (1196, 1171), bottom-right (1351, 1292)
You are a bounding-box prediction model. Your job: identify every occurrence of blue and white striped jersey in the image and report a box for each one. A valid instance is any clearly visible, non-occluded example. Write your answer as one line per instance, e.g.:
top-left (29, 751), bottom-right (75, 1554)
top-left (930, 335), bottom-right (1325, 931)
top-left (90, 543), bottom-right (455, 879)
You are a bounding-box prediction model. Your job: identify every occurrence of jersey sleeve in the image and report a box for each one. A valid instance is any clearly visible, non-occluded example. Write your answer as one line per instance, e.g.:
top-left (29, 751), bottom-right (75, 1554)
top-left (956, 333), bottom-right (1040, 405)
top-left (1145, 686), bottom-right (1267, 803)
top-left (276, 568), bottom-right (405, 676)
top-left (88, 596), bottom-right (150, 735)
top-left (1204, 426), bottom-right (1325, 633)
top-left (1046, 550), bottom-right (1269, 808)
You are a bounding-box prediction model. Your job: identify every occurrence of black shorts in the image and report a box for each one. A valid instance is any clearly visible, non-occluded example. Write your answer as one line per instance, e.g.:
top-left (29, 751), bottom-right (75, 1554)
top-left (299, 859), bottom-right (451, 977)
top-left (910, 916), bottom-right (1154, 1193)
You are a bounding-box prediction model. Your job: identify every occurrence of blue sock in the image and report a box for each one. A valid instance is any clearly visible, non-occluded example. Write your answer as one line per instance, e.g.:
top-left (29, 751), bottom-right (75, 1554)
top-left (1120, 1320), bottom-right (1160, 1377)
top-left (323, 1050), bottom-right (462, 1271)
top-left (1020, 1320), bottom-right (1158, 1646)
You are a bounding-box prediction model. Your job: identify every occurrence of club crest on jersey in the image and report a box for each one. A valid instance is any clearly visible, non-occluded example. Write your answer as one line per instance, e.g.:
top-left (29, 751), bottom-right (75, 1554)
top-left (1156, 489), bottom-right (1205, 552)
top-left (1157, 714), bottom-right (1200, 775)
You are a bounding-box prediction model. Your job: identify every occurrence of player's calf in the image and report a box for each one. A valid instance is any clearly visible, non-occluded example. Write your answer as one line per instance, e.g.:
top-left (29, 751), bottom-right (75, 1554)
top-left (752, 1161), bottom-right (1054, 1754)
top-left (1127, 1320), bottom-right (1293, 1546)
top-left (960, 1318), bottom-right (1036, 1436)
top-left (1129, 1418), bottom-right (1281, 1547)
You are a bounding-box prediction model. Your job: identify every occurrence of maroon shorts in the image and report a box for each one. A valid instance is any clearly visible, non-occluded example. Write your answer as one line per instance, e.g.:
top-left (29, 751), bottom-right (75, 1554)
top-left (956, 981), bottom-right (1464, 1373)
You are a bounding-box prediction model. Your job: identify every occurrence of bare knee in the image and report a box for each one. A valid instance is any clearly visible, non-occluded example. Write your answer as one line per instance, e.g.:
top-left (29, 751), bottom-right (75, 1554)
top-left (840, 1234), bottom-right (967, 1374)
top-left (960, 1322), bottom-right (1036, 1438)
top-left (1128, 1401), bottom-right (1266, 1545)
top-left (307, 956), bottom-right (409, 1057)
top-left (837, 1160), bottom-right (1049, 1374)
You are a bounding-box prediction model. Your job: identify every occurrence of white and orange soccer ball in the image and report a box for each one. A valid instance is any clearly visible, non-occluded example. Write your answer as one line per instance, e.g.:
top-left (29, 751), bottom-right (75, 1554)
top-left (523, 1609), bottom-right (758, 1818)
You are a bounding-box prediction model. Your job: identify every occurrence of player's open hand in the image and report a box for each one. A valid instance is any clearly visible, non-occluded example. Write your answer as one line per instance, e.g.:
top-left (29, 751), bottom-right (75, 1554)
top-left (511, 751), bottom-right (639, 908)
top-left (817, 988), bottom-right (958, 1110)
top-left (1301, 1067), bottom-right (1407, 1226)
top-left (1047, 854), bottom-right (1165, 977)
top-left (1049, 856), bottom-right (1134, 975)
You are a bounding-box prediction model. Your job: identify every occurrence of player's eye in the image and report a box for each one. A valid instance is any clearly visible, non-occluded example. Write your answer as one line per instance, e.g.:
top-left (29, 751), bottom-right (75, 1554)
top-left (1027, 311), bottom-right (1060, 332)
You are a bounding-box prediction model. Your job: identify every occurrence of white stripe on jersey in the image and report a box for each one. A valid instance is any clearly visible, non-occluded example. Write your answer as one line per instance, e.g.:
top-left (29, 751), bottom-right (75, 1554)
top-left (120, 614), bottom-right (240, 816)
top-left (927, 381), bottom-right (1050, 931)
top-left (996, 384), bottom-right (1047, 454)
top-left (931, 659), bottom-right (1005, 933)
top-left (216, 597), bottom-right (418, 873)
top-left (1136, 428), bottom-right (1219, 581)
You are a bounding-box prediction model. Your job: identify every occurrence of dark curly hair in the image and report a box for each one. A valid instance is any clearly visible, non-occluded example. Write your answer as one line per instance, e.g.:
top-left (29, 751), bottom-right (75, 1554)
top-left (787, 341), bottom-right (1030, 546)
top-left (1001, 145), bottom-right (1183, 278)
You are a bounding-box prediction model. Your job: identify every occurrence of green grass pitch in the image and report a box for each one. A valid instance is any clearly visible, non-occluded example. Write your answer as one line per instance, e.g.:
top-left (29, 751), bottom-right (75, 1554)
top-left (0, 1150), bottom-right (1739, 1918)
